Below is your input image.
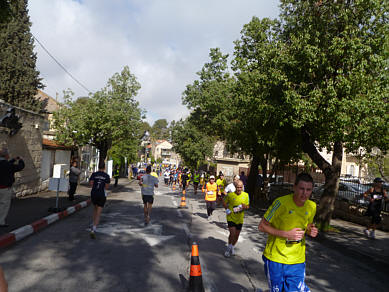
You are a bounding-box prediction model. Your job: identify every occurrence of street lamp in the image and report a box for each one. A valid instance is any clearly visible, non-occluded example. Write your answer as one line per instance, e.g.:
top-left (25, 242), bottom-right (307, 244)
top-left (142, 131), bottom-right (150, 164)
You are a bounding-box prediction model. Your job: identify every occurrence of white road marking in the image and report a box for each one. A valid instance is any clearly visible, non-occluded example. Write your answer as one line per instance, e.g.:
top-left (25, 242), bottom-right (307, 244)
top-left (95, 223), bottom-right (175, 247)
top-left (177, 210), bottom-right (183, 218)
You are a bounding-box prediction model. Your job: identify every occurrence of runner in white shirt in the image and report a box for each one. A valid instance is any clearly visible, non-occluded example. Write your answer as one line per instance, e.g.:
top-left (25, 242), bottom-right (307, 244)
top-left (225, 175), bottom-right (240, 194)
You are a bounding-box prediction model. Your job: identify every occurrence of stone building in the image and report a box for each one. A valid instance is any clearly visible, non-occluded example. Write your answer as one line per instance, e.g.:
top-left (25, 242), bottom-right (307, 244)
top-left (0, 100), bottom-right (46, 196)
top-left (212, 141), bottom-right (250, 180)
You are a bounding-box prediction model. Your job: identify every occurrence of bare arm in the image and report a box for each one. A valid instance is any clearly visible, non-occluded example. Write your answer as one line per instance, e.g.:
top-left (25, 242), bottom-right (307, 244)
top-left (0, 267), bottom-right (8, 292)
top-left (258, 218), bottom-right (305, 241)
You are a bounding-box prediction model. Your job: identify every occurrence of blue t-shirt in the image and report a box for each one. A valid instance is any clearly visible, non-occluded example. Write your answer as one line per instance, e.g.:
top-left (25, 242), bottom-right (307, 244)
top-left (89, 171), bottom-right (110, 196)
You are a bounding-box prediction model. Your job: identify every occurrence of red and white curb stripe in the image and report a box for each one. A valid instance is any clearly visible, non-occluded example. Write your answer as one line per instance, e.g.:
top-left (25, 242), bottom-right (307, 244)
top-left (0, 199), bottom-right (91, 249)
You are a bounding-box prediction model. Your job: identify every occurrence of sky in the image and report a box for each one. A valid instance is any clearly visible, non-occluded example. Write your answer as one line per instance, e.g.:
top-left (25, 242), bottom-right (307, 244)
top-left (28, 0), bottom-right (280, 124)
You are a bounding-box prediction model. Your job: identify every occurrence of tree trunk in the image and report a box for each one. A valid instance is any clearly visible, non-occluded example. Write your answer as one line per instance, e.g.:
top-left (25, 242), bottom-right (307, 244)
top-left (302, 129), bottom-right (343, 231)
top-left (247, 153), bottom-right (260, 204)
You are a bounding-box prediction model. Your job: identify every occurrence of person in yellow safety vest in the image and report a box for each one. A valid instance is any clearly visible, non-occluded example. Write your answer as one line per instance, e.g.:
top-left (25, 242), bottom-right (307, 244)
top-left (193, 171), bottom-right (200, 194)
top-left (205, 175), bottom-right (219, 220)
top-left (216, 173), bottom-right (227, 204)
top-left (178, 172), bottom-right (182, 190)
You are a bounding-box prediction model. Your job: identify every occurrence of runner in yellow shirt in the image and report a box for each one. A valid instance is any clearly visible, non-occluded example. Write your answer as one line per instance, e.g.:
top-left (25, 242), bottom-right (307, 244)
top-left (216, 173), bottom-right (227, 205)
top-left (223, 180), bottom-right (249, 257)
top-left (258, 173), bottom-right (318, 291)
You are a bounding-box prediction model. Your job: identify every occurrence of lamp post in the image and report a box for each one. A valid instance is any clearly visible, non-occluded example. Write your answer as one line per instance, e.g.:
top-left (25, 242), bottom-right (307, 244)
top-left (142, 131), bottom-right (150, 164)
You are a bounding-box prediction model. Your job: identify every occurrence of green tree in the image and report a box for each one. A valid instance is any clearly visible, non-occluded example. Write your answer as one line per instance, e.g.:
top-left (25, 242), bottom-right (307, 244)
top-left (0, 0), bottom-right (11, 23)
top-left (151, 119), bottom-right (169, 140)
top-left (0, 0), bottom-right (44, 111)
top-left (53, 66), bottom-right (143, 165)
top-left (278, 0), bottom-right (389, 229)
top-left (170, 119), bottom-right (214, 170)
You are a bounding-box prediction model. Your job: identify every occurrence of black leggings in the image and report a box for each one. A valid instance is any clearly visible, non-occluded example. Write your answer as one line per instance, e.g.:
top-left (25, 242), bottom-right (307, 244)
top-left (206, 201), bottom-right (216, 216)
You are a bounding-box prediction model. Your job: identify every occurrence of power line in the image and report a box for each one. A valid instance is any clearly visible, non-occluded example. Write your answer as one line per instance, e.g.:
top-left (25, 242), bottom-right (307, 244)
top-left (32, 33), bottom-right (92, 94)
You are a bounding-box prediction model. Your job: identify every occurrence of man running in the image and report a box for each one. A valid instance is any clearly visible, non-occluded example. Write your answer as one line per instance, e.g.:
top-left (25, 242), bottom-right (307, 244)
top-left (139, 165), bottom-right (159, 226)
top-left (223, 180), bottom-right (249, 257)
top-left (193, 171), bottom-right (200, 194)
top-left (164, 169), bottom-right (170, 186)
top-left (363, 177), bottom-right (388, 239)
top-left (225, 175), bottom-right (240, 194)
top-left (205, 175), bottom-right (219, 220)
top-left (181, 170), bottom-right (189, 192)
top-left (258, 173), bottom-right (318, 292)
top-left (89, 163), bottom-right (110, 239)
top-left (216, 173), bottom-right (227, 204)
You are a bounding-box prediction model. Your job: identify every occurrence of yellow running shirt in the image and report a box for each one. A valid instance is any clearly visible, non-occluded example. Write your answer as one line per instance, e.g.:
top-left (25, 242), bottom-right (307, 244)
top-left (224, 191), bottom-right (249, 224)
top-left (216, 178), bottom-right (227, 193)
top-left (263, 194), bottom-right (316, 264)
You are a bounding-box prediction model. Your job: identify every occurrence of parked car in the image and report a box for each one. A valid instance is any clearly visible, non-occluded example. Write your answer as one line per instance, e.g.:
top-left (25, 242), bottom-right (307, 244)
top-left (137, 169), bottom-right (146, 180)
top-left (312, 182), bottom-right (369, 206)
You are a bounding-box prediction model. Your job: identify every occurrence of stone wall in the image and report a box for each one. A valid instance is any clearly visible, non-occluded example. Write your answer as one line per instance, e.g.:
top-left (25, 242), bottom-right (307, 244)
top-left (0, 100), bottom-right (45, 197)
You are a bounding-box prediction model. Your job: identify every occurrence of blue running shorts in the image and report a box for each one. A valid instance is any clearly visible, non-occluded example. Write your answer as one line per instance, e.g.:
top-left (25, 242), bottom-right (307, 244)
top-left (263, 255), bottom-right (310, 292)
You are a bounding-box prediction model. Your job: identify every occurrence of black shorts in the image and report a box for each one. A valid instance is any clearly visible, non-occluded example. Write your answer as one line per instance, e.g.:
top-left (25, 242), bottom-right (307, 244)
top-left (193, 182), bottom-right (199, 187)
top-left (227, 221), bottom-right (243, 230)
top-left (91, 195), bottom-right (106, 207)
top-left (142, 195), bottom-right (154, 204)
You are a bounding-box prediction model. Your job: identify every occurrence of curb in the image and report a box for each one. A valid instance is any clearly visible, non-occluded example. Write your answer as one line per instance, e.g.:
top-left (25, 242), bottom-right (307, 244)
top-left (0, 199), bottom-right (91, 249)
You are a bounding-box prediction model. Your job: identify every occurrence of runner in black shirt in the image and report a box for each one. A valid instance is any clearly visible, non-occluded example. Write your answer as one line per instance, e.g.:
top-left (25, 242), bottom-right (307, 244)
top-left (181, 170), bottom-right (189, 191)
top-left (89, 163), bottom-right (110, 239)
top-left (363, 177), bottom-right (388, 239)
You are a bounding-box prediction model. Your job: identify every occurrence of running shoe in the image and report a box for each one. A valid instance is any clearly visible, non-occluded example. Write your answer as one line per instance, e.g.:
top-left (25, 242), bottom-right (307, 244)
top-left (90, 231), bottom-right (96, 239)
top-left (231, 246), bottom-right (236, 256)
top-left (370, 230), bottom-right (375, 239)
top-left (363, 229), bottom-right (370, 238)
top-left (224, 246), bottom-right (232, 258)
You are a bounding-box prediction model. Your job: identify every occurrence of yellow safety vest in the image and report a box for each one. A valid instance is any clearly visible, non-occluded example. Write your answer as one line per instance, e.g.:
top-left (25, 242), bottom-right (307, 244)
top-left (205, 182), bottom-right (218, 201)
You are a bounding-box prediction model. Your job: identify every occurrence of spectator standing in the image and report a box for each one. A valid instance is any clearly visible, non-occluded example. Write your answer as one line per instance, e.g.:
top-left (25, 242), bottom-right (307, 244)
top-left (0, 148), bottom-right (24, 227)
top-left (240, 171), bottom-right (248, 190)
top-left (68, 161), bottom-right (81, 201)
top-left (113, 165), bottom-right (120, 187)
top-left (89, 163), bottom-right (110, 239)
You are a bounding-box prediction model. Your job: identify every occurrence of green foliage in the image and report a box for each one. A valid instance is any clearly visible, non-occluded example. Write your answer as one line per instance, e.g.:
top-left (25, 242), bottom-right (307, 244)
top-left (151, 119), bottom-right (169, 140)
top-left (53, 66), bottom-right (143, 163)
top-left (0, 0), bottom-right (11, 23)
top-left (0, 0), bottom-right (44, 111)
top-left (170, 119), bottom-right (215, 170)
top-left (279, 0), bottom-right (389, 154)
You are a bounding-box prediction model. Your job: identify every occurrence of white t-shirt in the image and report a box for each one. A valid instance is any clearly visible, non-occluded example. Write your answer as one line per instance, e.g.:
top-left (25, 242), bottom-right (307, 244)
top-left (141, 174), bottom-right (159, 196)
top-left (164, 171), bottom-right (170, 179)
top-left (225, 183), bottom-right (236, 194)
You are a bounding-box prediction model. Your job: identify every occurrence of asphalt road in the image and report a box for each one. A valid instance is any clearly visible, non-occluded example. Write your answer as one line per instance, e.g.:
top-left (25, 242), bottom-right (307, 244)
top-left (0, 179), bottom-right (387, 292)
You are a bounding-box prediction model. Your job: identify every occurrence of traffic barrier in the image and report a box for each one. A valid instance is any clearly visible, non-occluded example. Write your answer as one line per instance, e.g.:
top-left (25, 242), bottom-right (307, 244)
top-left (189, 242), bottom-right (204, 292)
top-left (179, 195), bottom-right (188, 209)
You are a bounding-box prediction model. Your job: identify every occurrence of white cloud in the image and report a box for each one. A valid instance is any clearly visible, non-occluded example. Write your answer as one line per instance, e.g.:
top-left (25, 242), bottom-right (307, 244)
top-left (28, 0), bottom-right (280, 123)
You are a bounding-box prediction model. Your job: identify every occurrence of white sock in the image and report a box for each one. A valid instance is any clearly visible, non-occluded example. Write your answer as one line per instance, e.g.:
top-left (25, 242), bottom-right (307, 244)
top-left (228, 244), bottom-right (233, 249)
top-left (231, 245), bottom-right (235, 251)
top-left (92, 225), bottom-right (97, 232)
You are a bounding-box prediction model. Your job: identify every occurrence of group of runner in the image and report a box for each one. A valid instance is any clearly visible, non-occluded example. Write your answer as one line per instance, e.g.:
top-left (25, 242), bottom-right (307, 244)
top-left (86, 163), bottom-right (387, 292)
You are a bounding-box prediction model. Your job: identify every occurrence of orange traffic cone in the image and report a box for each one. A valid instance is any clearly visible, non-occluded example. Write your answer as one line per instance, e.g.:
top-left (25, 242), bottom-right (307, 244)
top-left (179, 195), bottom-right (188, 209)
top-left (183, 189), bottom-right (186, 196)
top-left (173, 184), bottom-right (176, 191)
top-left (189, 242), bottom-right (204, 292)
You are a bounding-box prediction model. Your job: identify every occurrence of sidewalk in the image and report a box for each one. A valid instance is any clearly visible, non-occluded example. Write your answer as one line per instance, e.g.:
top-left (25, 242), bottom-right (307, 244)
top-left (313, 218), bottom-right (389, 269)
top-left (0, 177), bottom-right (131, 237)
